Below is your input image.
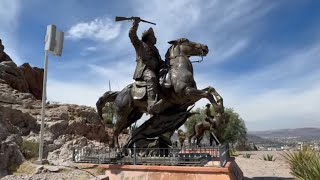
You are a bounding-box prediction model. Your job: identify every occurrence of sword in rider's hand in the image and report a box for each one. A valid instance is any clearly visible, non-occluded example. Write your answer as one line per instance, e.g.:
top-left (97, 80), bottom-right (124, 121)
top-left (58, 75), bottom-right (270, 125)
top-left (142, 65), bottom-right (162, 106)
top-left (115, 16), bottom-right (156, 25)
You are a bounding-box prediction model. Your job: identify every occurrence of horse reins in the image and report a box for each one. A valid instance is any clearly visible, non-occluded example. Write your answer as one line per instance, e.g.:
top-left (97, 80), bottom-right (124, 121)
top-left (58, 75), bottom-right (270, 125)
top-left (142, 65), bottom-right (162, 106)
top-left (191, 50), bottom-right (204, 63)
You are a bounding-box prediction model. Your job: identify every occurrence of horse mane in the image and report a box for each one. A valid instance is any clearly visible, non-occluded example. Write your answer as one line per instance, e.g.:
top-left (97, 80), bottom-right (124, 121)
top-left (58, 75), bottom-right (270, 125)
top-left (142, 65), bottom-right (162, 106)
top-left (165, 45), bottom-right (173, 61)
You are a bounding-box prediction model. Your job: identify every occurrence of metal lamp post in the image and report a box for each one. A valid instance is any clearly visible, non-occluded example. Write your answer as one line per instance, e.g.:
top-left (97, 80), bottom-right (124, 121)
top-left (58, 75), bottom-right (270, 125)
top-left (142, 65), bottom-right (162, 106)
top-left (36, 24), bottom-right (64, 165)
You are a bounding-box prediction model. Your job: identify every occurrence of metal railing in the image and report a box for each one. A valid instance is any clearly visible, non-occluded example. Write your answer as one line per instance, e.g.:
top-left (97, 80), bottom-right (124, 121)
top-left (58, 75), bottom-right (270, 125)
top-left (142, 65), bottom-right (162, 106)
top-left (72, 144), bottom-right (230, 167)
top-left (219, 144), bottom-right (230, 167)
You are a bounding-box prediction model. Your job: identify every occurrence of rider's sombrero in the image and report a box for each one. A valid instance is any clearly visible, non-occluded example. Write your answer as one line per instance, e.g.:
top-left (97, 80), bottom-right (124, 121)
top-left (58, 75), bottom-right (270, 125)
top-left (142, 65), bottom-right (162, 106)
top-left (142, 27), bottom-right (155, 41)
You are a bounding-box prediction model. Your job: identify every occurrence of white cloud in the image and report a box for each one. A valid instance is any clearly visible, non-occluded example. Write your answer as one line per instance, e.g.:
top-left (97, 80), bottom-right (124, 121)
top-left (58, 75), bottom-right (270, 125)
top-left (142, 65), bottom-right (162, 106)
top-left (0, 0), bottom-right (22, 65)
top-left (226, 43), bottom-right (320, 90)
top-left (80, 46), bottom-right (99, 56)
top-left (87, 62), bottom-right (135, 90)
top-left (47, 80), bottom-right (105, 107)
top-left (47, 61), bottom-right (135, 107)
top-left (130, 0), bottom-right (277, 63)
top-left (233, 83), bottom-right (320, 131)
top-left (66, 18), bottom-right (121, 42)
top-left (0, 0), bottom-right (20, 27)
top-left (85, 46), bottom-right (98, 52)
top-left (212, 39), bottom-right (249, 63)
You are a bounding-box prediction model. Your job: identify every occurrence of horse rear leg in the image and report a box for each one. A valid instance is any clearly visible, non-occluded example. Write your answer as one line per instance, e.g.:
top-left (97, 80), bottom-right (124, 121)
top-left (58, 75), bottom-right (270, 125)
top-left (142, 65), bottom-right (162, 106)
top-left (112, 108), bottom-right (131, 149)
top-left (112, 110), bottom-right (143, 149)
top-left (195, 133), bottom-right (203, 147)
top-left (188, 131), bottom-right (196, 145)
top-left (195, 126), bottom-right (204, 147)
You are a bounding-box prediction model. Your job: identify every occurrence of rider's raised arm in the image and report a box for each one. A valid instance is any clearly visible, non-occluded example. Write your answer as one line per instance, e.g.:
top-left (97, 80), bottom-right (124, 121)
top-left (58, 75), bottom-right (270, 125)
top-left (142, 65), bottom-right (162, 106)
top-left (129, 19), bottom-right (142, 50)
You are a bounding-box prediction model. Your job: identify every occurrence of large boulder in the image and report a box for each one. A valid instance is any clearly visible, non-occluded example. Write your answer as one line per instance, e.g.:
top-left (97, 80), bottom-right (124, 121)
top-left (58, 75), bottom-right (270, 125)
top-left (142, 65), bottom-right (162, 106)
top-left (0, 110), bottom-right (25, 177)
top-left (0, 39), bottom-right (43, 100)
top-left (0, 106), bottom-right (39, 136)
top-left (0, 61), bottom-right (29, 93)
top-left (0, 39), bottom-right (12, 62)
top-left (19, 63), bottom-right (43, 100)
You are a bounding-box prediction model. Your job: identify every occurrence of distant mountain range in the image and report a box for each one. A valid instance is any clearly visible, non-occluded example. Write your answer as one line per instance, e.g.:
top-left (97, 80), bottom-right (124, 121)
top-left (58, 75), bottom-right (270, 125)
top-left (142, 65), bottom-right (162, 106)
top-left (171, 128), bottom-right (320, 144)
top-left (249, 128), bottom-right (320, 140)
top-left (246, 134), bottom-right (275, 144)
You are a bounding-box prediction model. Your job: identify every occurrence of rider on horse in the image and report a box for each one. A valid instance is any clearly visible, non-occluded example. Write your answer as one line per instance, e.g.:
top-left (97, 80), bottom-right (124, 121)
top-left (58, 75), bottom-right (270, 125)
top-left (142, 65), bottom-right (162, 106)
top-left (205, 103), bottom-right (218, 129)
top-left (129, 17), bottom-right (164, 114)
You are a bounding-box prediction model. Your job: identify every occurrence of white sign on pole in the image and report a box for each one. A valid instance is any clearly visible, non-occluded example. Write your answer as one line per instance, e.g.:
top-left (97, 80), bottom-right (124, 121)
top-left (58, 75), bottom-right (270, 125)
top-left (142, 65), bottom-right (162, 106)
top-left (54, 31), bottom-right (64, 56)
top-left (37, 24), bottom-right (64, 165)
top-left (45, 25), bottom-right (56, 51)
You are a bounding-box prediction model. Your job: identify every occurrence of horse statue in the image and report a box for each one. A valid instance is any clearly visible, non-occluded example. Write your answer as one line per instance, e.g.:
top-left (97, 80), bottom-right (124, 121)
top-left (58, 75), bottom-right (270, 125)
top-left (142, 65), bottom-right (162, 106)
top-left (188, 114), bottom-right (230, 147)
top-left (188, 91), bottom-right (230, 147)
top-left (96, 38), bottom-right (222, 149)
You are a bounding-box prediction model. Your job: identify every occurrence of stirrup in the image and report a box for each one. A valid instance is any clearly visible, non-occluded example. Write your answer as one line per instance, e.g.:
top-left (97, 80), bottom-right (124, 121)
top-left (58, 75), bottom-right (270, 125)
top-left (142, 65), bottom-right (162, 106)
top-left (147, 99), bottom-right (163, 114)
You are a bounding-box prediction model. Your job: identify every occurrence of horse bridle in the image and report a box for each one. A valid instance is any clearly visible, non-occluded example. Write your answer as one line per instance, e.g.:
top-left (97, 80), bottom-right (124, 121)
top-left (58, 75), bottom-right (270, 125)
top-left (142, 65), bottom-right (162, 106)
top-left (191, 51), bottom-right (204, 63)
top-left (169, 42), bottom-right (204, 63)
top-left (174, 41), bottom-right (205, 63)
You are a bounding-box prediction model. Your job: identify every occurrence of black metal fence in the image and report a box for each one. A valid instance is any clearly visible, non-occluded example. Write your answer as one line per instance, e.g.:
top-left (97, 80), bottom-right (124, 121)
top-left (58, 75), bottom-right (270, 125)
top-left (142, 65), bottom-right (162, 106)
top-left (72, 144), bottom-right (230, 167)
top-left (219, 144), bottom-right (230, 167)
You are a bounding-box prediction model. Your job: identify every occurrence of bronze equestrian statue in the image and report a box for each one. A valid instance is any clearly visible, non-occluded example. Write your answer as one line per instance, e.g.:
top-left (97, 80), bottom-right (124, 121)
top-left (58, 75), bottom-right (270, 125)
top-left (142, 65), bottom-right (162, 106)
top-left (96, 17), bottom-right (222, 149)
top-left (188, 104), bottom-right (217, 146)
top-left (188, 89), bottom-right (230, 147)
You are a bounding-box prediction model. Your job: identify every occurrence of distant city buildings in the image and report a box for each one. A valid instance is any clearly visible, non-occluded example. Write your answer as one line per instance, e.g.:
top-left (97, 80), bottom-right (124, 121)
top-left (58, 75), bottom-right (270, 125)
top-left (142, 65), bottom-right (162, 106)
top-left (251, 136), bottom-right (320, 151)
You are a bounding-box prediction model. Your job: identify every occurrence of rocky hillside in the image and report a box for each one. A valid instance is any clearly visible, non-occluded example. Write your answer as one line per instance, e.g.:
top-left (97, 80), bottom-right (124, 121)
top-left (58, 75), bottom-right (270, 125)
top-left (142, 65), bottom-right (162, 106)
top-left (0, 39), bottom-right (44, 100)
top-left (0, 39), bottom-right (124, 178)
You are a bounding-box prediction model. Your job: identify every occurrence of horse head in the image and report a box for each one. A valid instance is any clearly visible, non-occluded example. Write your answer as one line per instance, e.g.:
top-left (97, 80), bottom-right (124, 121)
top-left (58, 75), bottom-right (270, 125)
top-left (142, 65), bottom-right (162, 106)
top-left (165, 38), bottom-right (209, 60)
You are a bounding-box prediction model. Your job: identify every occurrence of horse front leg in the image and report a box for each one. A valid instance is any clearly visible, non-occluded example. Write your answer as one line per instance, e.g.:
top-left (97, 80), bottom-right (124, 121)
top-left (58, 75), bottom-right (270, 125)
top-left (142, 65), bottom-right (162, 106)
top-left (185, 86), bottom-right (219, 108)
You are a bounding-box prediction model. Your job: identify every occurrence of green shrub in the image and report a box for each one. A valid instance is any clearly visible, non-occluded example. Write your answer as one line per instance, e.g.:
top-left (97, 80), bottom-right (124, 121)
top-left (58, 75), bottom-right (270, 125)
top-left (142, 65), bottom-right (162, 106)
top-left (229, 149), bottom-right (239, 157)
top-left (283, 148), bottom-right (320, 180)
top-left (242, 153), bottom-right (252, 158)
top-left (260, 154), bottom-right (276, 161)
top-left (102, 114), bottom-right (114, 128)
top-left (21, 141), bottom-right (39, 160)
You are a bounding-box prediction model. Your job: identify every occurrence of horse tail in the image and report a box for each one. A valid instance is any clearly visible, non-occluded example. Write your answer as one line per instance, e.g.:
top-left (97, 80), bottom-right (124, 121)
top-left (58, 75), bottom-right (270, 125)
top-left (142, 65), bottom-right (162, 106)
top-left (96, 91), bottom-right (119, 119)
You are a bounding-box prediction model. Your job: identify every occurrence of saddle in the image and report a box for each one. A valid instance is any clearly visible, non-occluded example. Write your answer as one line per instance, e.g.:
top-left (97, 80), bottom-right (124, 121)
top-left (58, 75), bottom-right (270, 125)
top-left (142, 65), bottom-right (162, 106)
top-left (159, 66), bottom-right (172, 89)
top-left (131, 67), bottom-right (172, 100)
top-left (131, 81), bottom-right (147, 100)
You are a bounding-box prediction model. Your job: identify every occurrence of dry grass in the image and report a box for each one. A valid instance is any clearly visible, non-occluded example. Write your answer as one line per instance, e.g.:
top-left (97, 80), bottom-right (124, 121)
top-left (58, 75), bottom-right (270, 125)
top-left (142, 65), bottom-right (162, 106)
top-left (236, 151), bottom-right (293, 178)
top-left (12, 161), bottom-right (37, 175)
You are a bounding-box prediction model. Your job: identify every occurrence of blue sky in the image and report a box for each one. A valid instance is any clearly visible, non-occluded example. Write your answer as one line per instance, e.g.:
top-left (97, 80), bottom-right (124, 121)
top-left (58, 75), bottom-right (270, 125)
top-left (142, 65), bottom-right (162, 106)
top-left (1, 0), bottom-right (320, 131)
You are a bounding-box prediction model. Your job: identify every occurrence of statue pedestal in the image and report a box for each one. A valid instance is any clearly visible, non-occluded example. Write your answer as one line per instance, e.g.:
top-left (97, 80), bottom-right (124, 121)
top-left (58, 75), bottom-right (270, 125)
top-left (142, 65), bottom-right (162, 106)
top-left (78, 158), bottom-right (243, 180)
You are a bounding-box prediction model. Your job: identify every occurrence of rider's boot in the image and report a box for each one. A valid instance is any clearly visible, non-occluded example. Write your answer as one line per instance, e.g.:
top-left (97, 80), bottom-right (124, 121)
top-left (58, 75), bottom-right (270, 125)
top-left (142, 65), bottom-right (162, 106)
top-left (145, 76), bottom-right (163, 114)
top-left (147, 91), bottom-right (163, 114)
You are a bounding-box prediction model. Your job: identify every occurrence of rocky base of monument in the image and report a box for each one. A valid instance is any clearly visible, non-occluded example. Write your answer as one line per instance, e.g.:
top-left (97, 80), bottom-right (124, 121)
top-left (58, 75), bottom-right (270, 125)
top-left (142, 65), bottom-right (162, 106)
top-left (0, 40), bottom-right (130, 178)
top-left (0, 82), bottom-right (121, 177)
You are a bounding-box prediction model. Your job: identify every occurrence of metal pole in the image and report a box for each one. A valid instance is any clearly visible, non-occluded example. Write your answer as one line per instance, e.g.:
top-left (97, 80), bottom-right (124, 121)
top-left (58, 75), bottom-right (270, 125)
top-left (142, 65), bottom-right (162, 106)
top-left (38, 50), bottom-right (49, 163)
top-left (133, 143), bottom-right (136, 165)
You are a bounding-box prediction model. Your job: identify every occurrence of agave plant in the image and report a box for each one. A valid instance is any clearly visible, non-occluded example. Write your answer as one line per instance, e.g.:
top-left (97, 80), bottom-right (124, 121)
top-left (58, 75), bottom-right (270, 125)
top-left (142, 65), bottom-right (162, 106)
top-left (242, 153), bottom-right (252, 158)
top-left (260, 154), bottom-right (276, 161)
top-left (283, 148), bottom-right (320, 180)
